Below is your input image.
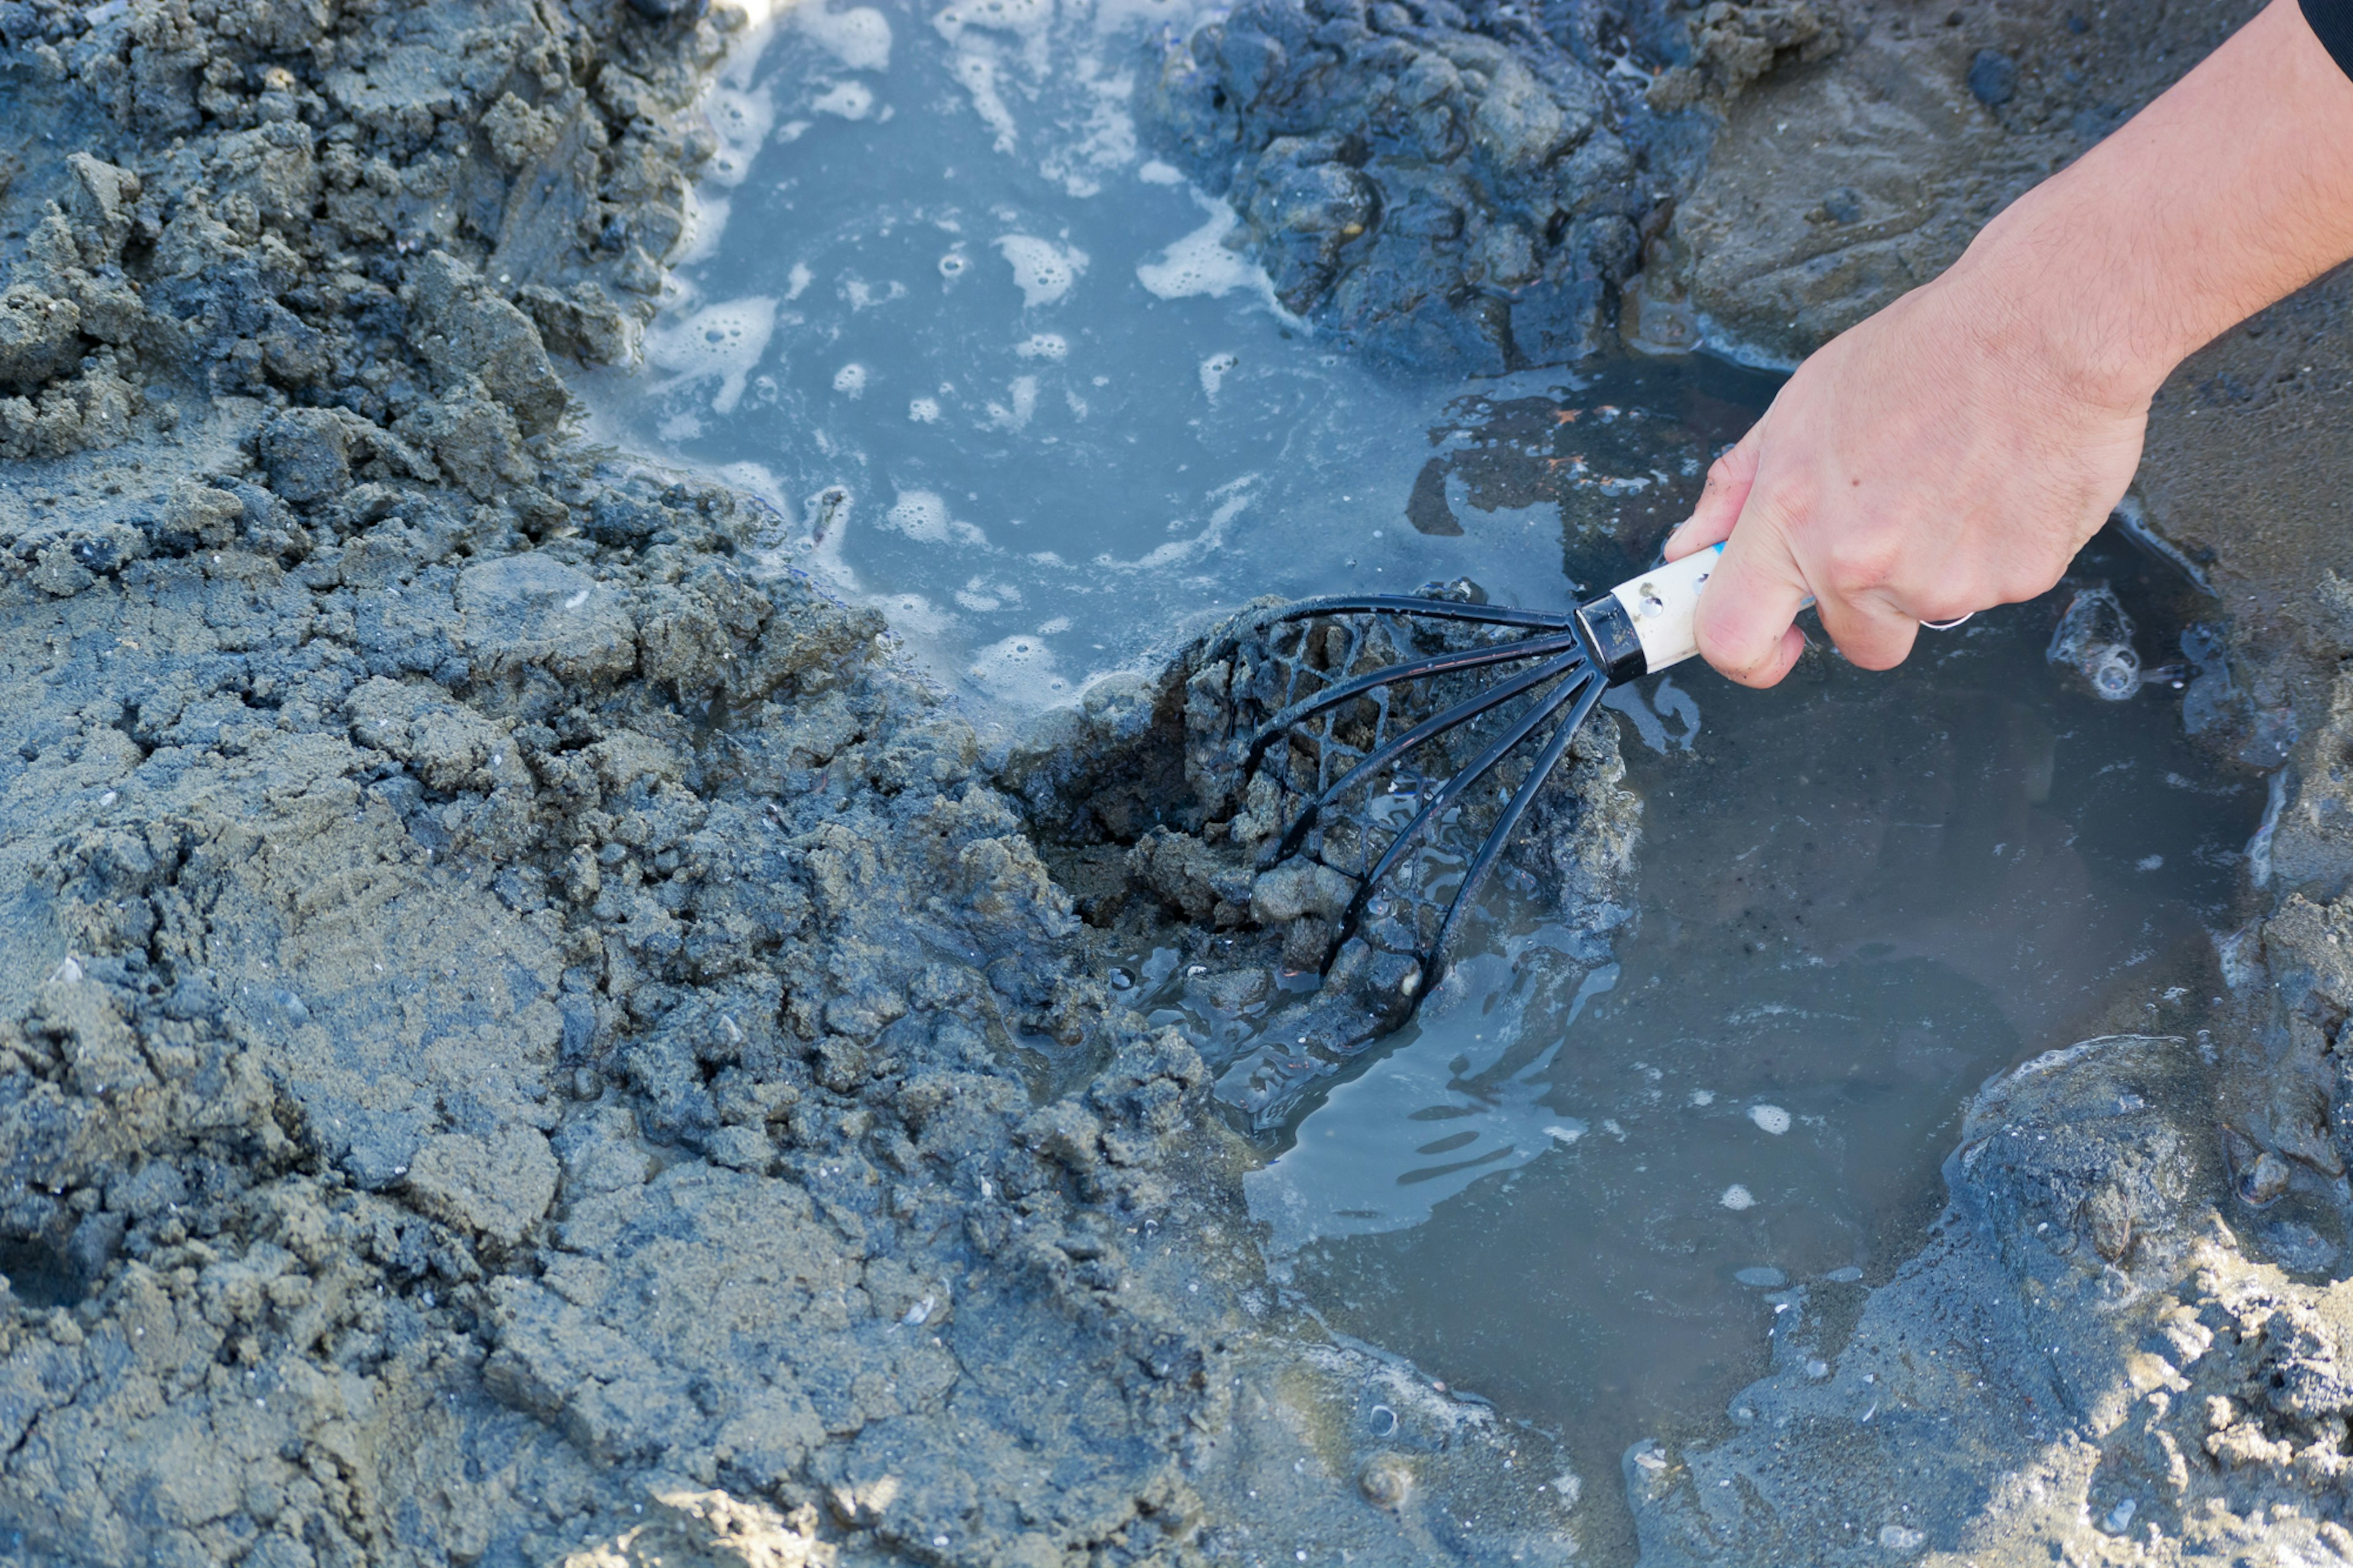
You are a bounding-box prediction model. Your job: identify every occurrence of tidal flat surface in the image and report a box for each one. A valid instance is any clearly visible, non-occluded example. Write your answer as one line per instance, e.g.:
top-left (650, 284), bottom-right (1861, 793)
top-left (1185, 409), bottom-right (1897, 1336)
top-left (601, 2), bottom-right (2268, 1555)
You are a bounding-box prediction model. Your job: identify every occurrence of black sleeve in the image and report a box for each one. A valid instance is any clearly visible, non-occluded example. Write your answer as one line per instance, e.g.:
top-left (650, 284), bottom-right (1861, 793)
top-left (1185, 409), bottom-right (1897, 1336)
top-left (2306, 0), bottom-right (2353, 81)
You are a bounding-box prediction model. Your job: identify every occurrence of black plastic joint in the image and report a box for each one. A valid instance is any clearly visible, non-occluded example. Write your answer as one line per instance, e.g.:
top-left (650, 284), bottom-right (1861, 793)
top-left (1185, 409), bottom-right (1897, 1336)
top-left (1576, 595), bottom-right (1648, 686)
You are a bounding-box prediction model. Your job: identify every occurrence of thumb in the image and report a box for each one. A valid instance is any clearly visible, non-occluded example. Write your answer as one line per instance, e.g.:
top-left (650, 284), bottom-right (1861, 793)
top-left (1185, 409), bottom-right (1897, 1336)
top-left (1664, 425), bottom-right (1761, 562)
top-left (1691, 494), bottom-right (1811, 689)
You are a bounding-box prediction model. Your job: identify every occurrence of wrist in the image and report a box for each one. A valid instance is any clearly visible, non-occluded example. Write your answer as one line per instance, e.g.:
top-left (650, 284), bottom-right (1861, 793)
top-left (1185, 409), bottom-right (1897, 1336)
top-left (1931, 184), bottom-right (2184, 416)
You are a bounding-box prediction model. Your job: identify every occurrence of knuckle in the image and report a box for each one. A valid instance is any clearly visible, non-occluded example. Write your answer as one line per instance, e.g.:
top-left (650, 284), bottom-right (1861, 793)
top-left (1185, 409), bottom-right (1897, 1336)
top-left (1822, 537), bottom-right (1899, 596)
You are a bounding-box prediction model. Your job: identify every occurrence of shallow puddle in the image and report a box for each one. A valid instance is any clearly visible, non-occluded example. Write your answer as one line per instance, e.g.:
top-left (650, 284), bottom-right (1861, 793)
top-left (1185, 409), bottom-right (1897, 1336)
top-left (605, 4), bottom-right (2269, 1557)
top-left (582, 0), bottom-right (1724, 720)
top-left (1237, 529), bottom-right (2262, 1556)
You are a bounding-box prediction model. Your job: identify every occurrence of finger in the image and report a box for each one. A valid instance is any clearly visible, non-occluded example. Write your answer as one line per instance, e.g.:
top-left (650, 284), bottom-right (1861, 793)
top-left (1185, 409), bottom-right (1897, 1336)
top-left (1664, 424), bottom-right (1763, 561)
top-left (1812, 586), bottom-right (1921, 671)
top-left (1691, 501), bottom-right (1815, 688)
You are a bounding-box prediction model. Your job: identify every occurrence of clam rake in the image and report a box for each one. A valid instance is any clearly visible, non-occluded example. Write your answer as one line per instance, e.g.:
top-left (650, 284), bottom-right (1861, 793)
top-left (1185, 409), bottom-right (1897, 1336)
top-left (1231, 542), bottom-right (1728, 998)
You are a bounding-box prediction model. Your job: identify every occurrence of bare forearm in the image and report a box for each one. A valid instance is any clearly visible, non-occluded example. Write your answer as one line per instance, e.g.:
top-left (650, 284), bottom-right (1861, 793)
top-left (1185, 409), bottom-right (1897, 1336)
top-left (1949, 0), bottom-right (2353, 409)
top-left (1672, 0), bottom-right (2353, 687)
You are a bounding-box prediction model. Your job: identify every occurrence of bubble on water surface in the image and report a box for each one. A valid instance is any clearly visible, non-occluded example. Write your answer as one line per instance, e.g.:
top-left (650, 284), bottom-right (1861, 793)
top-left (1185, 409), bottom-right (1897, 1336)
top-left (1015, 333), bottom-right (1067, 360)
top-left (832, 363), bottom-right (866, 397)
top-left (1747, 1104), bottom-right (1791, 1135)
top-left (1720, 1185), bottom-right (1756, 1211)
top-left (644, 297), bottom-right (776, 415)
top-left (2048, 585), bottom-right (2143, 700)
top-left (995, 235), bottom-right (1086, 308)
top-left (907, 397), bottom-right (941, 423)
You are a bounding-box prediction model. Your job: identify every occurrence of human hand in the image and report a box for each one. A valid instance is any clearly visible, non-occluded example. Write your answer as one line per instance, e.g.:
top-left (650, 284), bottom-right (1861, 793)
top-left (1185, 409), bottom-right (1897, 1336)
top-left (1661, 0), bottom-right (2353, 689)
top-left (1661, 271), bottom-right (2151, 687)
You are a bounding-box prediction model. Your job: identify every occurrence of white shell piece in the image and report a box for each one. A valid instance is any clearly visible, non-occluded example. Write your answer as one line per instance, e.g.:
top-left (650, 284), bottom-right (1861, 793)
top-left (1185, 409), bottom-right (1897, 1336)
top-left (1608, 542), bottom-right (1724, 673)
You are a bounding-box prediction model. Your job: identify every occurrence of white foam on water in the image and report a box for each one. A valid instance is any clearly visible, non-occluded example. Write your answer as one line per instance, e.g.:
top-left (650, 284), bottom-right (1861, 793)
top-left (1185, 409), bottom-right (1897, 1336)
top-left (907, 397), bottom-right (941, 423)
top-left (1137, 192), bottom-right (1281, 312)
top-left (986, 374), bottom-right (1039, 428)
top-left (933, 0), bottom-right (1053, 46)
top-left (1199, 351), bottom-right (1237, 400)
top-left (1015, 332), bottom-right (1067, 360)
top-left (1748, 1104), bottom-right (1792, 1135)
top-left (1094, 477), bottom-right (1254, 571)
top-left (954, 575), bottom-right (1023, 611)
top-left (1137, 158), bottom-right (1184, 185)
top-left (843, 278), bottom-right (906, 309)
top-left (785, 262), bottom-right (814, 300)
top-left (995, 235), bottom-right (1086, 308)
top-left (885, 489), bottom-right (987, 546)
top-left (674, 191), bottom-right (730, 267)
top-left (644, 296), bottom-right (776, 414)
top-left (795, 0), bottom-right (892, 70)
top-left (832, 363), bottom-right (867, 397)
top-left (811, 80), bottom-right (876, 119)
top-left (703, 83), bottom-right (775, 186)
top-left (949, 45), bottom-right (1018, 152)
top-left (876, 591), bottom-right (953, 636)
top-left (1721, 1184), bottom-right (1757, 1210)
top-left (1037, 52), bottom-right (1137, 197)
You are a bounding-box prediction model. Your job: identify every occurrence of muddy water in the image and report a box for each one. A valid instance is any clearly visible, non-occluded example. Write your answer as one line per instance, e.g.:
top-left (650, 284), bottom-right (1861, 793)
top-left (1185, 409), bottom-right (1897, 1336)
top-left (604, 2), bottom-right (2267, 1556)
top-left (1239, 526), bottom-right (2262, 1557)
top-left (583, 0), bottom-right (1642, 718)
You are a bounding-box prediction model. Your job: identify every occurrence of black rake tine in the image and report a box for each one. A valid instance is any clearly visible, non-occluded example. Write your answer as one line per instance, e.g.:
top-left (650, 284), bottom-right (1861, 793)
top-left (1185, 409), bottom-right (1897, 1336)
top-left (1426, 673), bottom-right (1608, 985)
top-left (1274, 651), bottom-right (1592, 861)
top-left (1244, 629), bottom-right (1586, 767)
top-left (1268, 594), bottom-right (1580, 631)
top-left (1340, 661), bottom-right (1597, 935)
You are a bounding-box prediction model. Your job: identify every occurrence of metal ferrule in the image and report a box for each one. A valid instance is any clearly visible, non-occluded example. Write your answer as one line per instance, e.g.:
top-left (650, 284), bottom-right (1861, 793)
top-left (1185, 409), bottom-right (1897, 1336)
top-left (1575, 594), bottom-right (1648, 686)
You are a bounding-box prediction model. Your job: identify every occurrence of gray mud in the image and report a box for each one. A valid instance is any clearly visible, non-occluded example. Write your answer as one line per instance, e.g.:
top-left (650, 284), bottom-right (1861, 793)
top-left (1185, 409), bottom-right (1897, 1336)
top-left (6, 0), bottom-right (2353, 1560)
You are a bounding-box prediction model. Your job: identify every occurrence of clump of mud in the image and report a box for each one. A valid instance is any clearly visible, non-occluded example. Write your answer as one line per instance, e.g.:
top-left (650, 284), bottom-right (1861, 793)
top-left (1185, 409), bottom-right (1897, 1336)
top-left (1013, 589), bottom-right (1637, 1133)
top-left (1142, 0), bottom-right (1840, 372)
